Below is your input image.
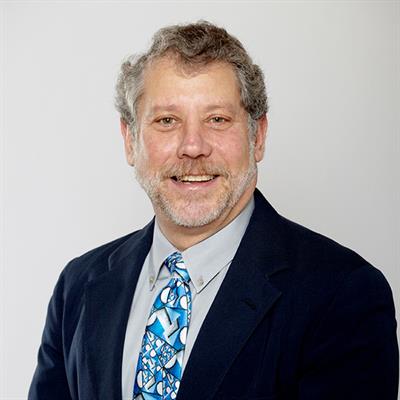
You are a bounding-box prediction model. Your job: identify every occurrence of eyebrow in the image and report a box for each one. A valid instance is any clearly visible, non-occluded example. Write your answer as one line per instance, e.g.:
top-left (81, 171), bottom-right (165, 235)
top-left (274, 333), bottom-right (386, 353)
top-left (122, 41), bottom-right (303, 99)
top-left (204, 103), bottom-right (237, 114)
top-left (148, 102), bottom-right (237, 115)
top-left (148, 104), bottom-right (180, 114)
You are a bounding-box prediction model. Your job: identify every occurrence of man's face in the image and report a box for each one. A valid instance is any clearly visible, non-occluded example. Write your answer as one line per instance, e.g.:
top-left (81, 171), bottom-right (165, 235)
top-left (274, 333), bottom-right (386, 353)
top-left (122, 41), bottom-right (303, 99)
top-left (123, 57), bottom-right (266, 228)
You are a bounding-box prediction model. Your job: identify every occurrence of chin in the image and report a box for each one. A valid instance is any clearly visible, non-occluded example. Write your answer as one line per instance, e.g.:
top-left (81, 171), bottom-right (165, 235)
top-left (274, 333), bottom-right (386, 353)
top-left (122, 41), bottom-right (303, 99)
top-left (158, 196), bottom-right (228, 228)
top-left (155, 179), bottom-right (253, 228)
top-left (163, 205), bottom-right (225, 228)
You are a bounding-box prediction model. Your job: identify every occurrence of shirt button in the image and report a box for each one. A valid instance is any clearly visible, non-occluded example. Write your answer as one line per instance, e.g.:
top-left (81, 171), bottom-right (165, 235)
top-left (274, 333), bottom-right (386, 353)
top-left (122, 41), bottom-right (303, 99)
top-left (149, 276), bottom-right (155, 284)
top-left (197, 277), bottom-right (204, 286)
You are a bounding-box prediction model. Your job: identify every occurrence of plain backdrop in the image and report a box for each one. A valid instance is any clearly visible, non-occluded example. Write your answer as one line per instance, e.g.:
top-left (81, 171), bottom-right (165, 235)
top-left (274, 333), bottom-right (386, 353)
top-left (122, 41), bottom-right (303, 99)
top-left (1, 1), bottom-right (399, 398)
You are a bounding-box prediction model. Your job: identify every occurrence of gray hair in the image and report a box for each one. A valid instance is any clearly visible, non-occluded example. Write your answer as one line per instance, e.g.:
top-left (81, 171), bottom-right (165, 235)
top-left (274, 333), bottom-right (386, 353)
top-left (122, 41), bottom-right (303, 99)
top-left (115, 20), bottom-right (268, 138)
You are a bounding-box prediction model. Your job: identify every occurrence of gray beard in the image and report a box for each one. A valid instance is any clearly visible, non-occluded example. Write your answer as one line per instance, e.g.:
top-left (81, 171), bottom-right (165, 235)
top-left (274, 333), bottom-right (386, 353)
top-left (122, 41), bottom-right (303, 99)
top-left (135, 165), bottom-right (257, 228)
top-left (134, 141), bottom-right (257, 228)
top-left (146, 167), bottom-right (256, 228)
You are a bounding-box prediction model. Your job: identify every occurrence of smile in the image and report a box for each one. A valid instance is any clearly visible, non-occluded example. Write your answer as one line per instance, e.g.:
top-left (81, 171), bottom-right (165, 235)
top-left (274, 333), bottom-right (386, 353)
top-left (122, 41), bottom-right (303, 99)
top-left (172, 175), bottom-right (217, 183)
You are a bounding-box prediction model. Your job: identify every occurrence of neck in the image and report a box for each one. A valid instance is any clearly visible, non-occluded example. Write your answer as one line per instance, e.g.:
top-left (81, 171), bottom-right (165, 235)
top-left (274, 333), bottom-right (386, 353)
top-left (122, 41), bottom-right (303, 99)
top-left (155, 182), bottom-right (256, 251)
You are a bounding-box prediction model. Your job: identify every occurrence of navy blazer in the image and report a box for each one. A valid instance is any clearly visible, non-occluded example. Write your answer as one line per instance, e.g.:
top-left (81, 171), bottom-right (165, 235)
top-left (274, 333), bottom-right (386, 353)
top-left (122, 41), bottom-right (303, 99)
top-left (29, 189), bottom-right (399, 399)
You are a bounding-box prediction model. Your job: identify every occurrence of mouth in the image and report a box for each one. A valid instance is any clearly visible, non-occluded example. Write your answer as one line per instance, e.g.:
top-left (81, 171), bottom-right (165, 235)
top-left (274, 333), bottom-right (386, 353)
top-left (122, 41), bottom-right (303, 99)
top-left (171, 174), bottom-right (218, 183)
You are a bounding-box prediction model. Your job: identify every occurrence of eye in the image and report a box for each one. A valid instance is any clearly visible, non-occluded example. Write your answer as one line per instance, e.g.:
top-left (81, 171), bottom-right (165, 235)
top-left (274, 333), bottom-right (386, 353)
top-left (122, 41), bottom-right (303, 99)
top-left (157, 117), bottom-right (176, 126)
top-left (207, 115), bottom-right (232, 130)
top-left (210, 116), bottom-right (227, 123)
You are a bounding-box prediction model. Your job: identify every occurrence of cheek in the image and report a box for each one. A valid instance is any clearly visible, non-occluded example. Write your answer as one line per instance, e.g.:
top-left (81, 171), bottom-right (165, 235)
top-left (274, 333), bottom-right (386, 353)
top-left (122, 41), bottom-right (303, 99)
top-left (139, 135), bottom-right (176, 166)
top-left (215, 134), bottom-right (251, 168)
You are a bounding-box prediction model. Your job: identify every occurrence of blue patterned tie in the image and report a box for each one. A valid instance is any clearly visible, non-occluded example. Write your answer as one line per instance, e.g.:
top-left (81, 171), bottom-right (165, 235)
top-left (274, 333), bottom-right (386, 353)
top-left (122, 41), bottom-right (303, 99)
top-left (133, 252), bottom-right (192, 400)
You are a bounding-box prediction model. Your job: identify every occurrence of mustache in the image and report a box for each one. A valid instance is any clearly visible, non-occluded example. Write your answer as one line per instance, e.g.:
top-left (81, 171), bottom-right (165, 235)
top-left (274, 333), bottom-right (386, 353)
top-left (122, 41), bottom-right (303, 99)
top-left (159, 160), bottom-right (229, 178)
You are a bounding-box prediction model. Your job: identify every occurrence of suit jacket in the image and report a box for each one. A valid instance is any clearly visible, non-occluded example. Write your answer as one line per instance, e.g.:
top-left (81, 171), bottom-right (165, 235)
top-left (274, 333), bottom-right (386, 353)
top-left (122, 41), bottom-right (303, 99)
top-left (29, 189), bottom-right (399, 400)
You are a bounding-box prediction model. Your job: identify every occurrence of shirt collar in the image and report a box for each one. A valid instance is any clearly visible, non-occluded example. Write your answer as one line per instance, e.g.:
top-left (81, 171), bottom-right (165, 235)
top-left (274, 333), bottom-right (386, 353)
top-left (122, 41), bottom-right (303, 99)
top-left (148, 196), bottom-right (255, 293)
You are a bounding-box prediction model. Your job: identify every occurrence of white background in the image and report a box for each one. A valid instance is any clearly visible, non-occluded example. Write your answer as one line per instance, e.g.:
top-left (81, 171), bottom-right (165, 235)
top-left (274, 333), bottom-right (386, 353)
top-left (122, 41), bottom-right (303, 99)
top-left (1, 1), bottom-right (399, 398)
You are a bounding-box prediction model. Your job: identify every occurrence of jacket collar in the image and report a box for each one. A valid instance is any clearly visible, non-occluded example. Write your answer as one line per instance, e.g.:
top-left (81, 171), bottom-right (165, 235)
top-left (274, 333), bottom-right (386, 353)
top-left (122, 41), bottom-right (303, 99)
top-left (84, 188), bottom-right (289, 399)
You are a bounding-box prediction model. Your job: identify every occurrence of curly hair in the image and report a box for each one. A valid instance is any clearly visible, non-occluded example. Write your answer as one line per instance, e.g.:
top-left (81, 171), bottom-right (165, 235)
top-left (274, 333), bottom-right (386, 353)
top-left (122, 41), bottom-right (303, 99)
top-left (115, 20), bottom-right (268, 137)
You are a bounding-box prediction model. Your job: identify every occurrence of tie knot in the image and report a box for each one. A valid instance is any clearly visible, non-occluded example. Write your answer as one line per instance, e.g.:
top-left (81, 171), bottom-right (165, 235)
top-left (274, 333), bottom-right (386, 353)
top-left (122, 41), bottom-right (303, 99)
top-left (164, 251), bottom-right (190, 282)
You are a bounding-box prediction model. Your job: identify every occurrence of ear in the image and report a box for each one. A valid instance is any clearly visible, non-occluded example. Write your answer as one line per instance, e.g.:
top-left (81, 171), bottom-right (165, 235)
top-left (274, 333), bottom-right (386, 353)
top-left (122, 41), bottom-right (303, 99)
top-left (120, 119), bottom-right (135, 166)
top-left (254, 114), bottom-right (268, 162)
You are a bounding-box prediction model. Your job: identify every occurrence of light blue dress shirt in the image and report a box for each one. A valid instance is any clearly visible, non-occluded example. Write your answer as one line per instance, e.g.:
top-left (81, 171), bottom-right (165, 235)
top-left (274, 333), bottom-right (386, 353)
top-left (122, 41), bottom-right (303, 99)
top-left (121, 197), bottom-right (254, 399)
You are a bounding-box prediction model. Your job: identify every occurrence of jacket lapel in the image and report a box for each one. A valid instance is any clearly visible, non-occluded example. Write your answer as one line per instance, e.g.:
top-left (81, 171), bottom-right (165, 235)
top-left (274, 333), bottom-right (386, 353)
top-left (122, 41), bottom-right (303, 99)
top-left (177, 189), bottom-right (290, 400)
top-left (84, 220), bottom-right (154, 400)
top-left (83, 189), bottom-right (288, 400)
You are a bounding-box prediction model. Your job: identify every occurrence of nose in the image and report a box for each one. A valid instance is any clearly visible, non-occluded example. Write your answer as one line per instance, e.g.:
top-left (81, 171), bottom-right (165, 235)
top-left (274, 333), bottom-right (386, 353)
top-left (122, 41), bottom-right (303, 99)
top-left (177, 119), bottom-right (212, 159)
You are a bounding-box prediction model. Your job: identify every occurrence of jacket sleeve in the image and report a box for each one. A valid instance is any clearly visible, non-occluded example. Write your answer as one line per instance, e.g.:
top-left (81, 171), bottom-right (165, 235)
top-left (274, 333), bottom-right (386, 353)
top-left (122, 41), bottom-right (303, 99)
top-left (28, 268), bottom-right (73, 400)
top-left (298, 265), bottom-right (399, 399)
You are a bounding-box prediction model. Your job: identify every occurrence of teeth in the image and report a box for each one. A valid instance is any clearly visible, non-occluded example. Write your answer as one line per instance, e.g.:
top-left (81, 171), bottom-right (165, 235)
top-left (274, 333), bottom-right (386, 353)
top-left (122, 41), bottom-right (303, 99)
top-left (178, 175), bottom-right (215, 182)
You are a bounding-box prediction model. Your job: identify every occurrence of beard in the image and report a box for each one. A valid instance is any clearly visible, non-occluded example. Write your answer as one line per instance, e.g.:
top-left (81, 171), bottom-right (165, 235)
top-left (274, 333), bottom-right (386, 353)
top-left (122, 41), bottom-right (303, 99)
top-left (133, 142), bottom-right (257, 228)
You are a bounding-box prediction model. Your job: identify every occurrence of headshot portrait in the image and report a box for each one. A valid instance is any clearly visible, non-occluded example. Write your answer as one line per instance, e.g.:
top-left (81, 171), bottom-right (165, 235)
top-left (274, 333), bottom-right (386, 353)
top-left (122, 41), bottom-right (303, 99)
top-left (2, 2), bottom-right (399, 399)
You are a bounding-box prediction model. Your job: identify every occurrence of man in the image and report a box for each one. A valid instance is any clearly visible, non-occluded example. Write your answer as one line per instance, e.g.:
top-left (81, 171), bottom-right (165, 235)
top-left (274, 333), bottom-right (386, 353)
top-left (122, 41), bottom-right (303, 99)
top-left (29, 21), bottom-right (398, 400)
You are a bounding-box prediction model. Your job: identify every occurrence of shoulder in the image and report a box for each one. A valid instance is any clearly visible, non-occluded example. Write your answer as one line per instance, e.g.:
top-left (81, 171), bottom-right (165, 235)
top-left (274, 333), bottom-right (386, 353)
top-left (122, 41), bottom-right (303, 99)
top-left (280, 215), bottom-right (367, 272)
top-left (275, 214), bottom-right (394, 306)
top-left (56, 230), bottom-right (140, 294)
top-left (253, 190), bottom-right (370, 276)
top-left (253, 189), bottom-right (392, 297)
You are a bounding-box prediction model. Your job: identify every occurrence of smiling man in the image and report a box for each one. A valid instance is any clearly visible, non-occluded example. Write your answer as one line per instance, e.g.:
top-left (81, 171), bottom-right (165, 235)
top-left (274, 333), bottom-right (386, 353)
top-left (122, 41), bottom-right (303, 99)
top-left (122, 56), bottom-right (265, 249)
top-left (29, 21), bottom-right (398, 400)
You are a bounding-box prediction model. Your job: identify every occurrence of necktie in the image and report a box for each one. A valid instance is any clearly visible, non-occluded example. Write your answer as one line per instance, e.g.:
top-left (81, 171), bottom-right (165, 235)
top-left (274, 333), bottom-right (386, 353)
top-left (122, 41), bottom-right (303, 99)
top-left (133, 252), bottom-right (192, 400)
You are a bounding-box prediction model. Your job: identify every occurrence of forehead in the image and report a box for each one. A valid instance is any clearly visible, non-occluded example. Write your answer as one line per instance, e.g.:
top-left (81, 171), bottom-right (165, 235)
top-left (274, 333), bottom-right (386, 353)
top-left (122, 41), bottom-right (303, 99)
top-left (140, 57), bottom-right (242, 106)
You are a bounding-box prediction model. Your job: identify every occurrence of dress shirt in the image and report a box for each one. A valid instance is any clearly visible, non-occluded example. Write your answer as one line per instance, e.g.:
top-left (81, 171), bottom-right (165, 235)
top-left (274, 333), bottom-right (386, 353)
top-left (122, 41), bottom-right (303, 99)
top-left (121, 197), bottom-right (254, 399)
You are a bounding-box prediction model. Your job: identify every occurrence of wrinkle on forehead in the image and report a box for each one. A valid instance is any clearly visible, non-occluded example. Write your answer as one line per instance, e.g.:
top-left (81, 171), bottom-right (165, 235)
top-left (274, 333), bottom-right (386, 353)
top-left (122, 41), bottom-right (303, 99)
top-left (148, 102), bottom-right (238, 115)
top-left (137, 55), bottom-right (245, 124)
